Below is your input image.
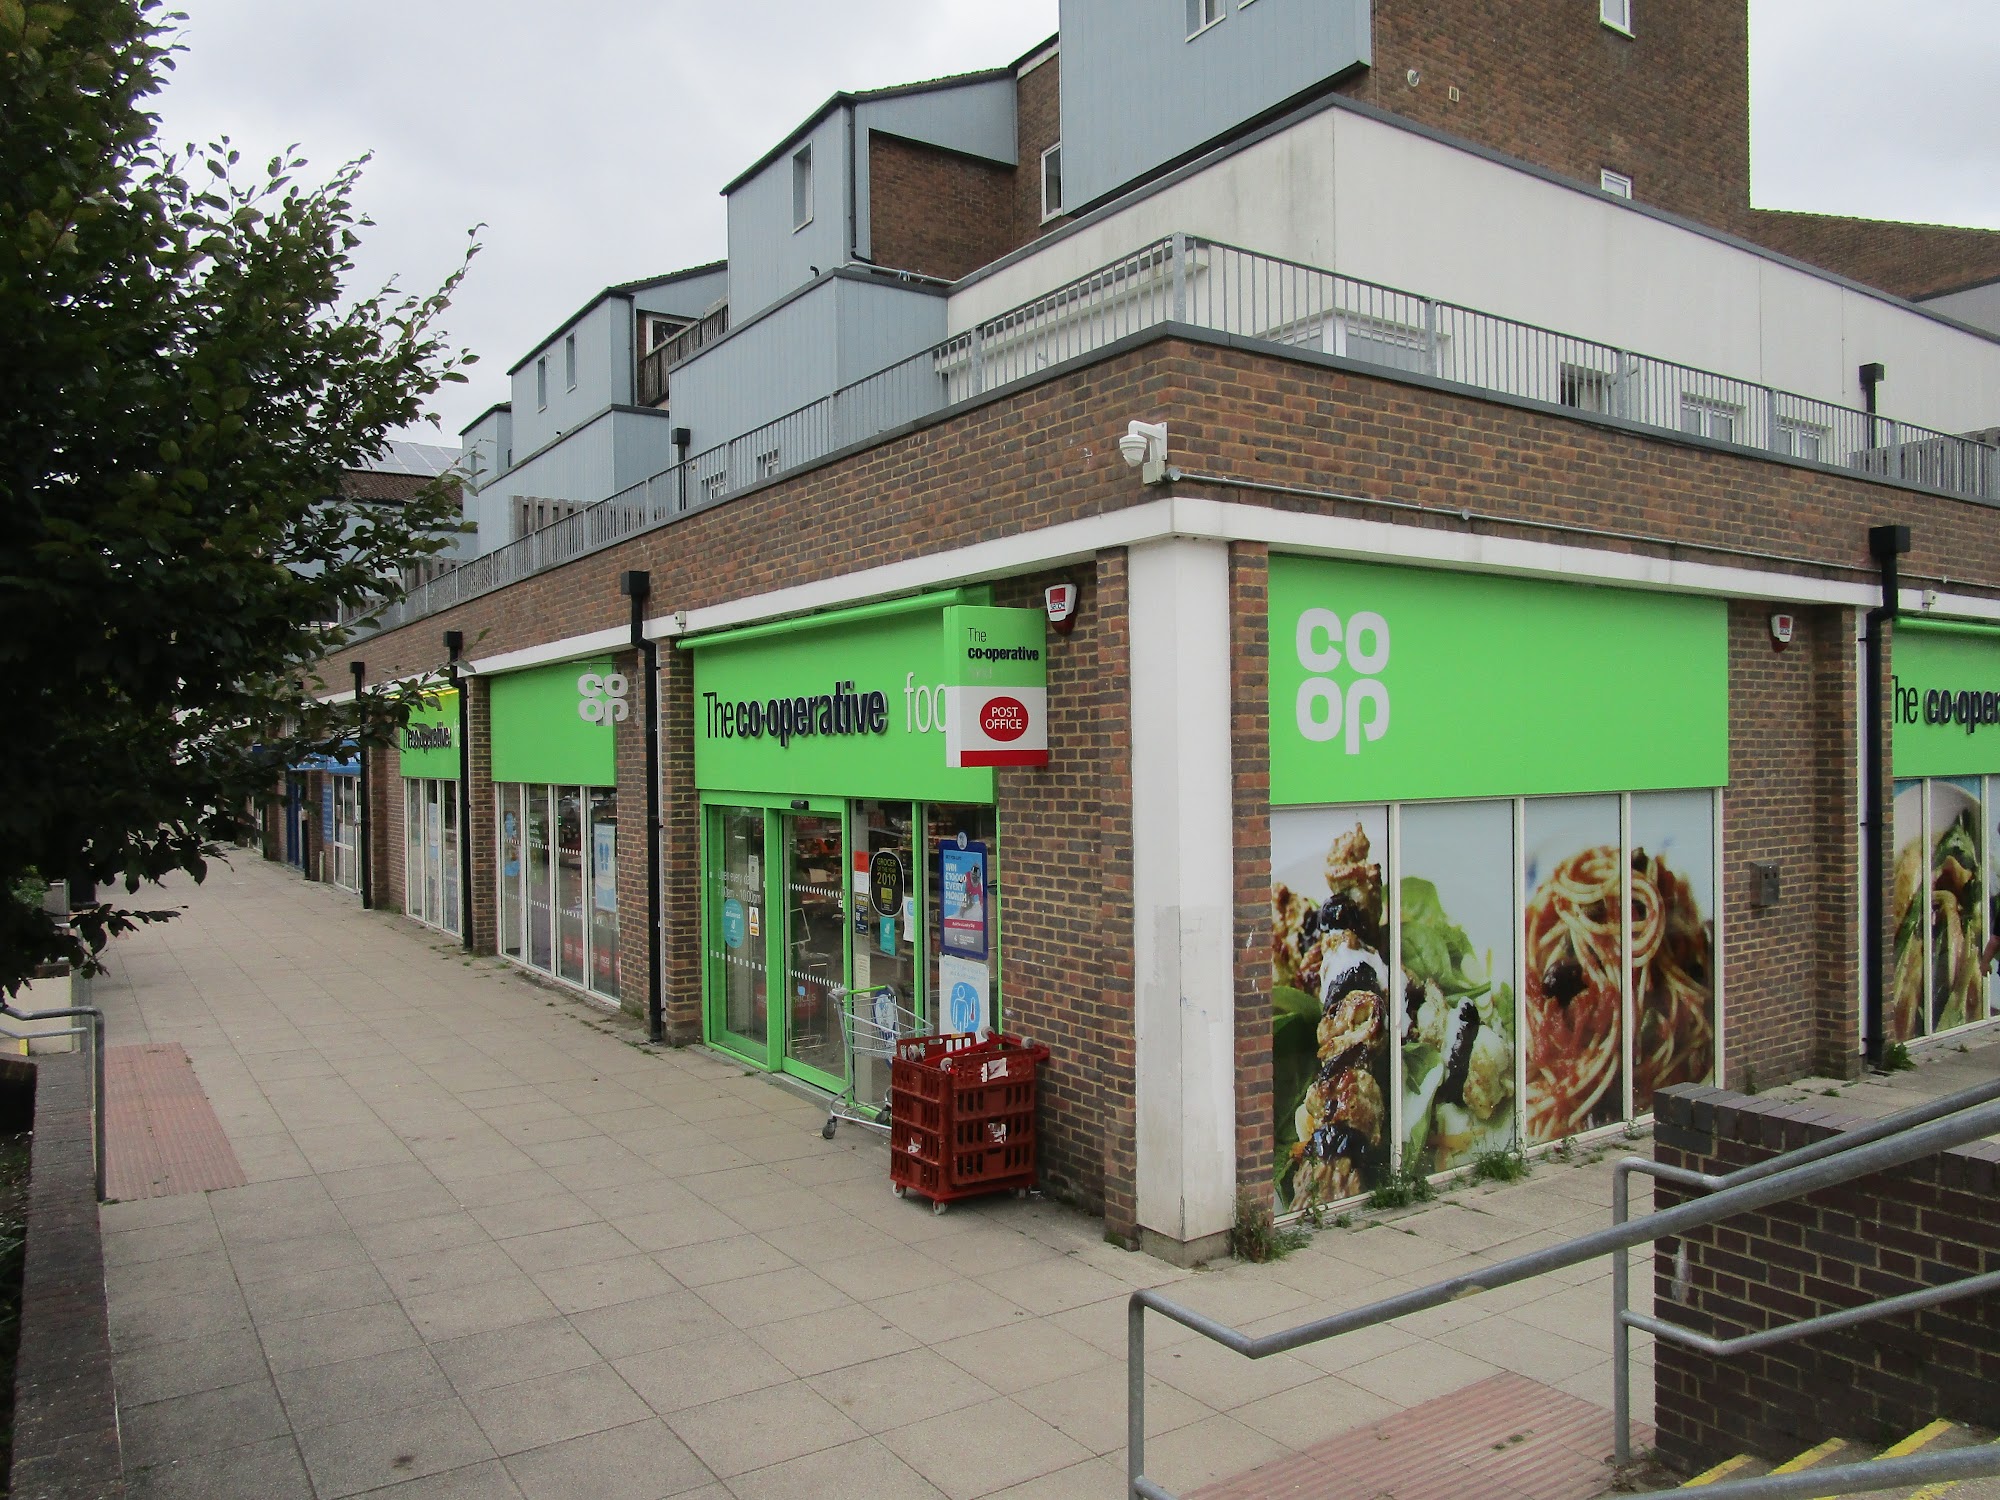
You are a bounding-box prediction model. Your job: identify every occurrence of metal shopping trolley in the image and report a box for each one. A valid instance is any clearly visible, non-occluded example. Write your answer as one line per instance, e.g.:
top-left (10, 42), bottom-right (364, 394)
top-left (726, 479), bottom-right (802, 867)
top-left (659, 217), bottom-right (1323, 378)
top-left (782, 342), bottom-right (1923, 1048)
top-left (822, 984), bottom-right (925, 1139)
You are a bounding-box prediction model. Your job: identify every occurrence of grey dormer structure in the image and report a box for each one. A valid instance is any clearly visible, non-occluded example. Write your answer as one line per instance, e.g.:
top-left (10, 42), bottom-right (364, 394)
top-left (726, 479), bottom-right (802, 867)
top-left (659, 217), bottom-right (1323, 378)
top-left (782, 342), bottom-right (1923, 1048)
top-left (720, 72), bottom-right (1018, 323)
top-left (1057, 0), bottom-right (1370, 211)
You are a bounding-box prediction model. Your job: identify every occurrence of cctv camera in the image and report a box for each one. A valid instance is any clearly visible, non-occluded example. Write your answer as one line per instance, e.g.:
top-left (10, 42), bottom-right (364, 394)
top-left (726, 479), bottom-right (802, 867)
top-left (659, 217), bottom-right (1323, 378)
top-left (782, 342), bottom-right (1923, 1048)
top-left (1118, 431), bottom-right (1150, 468)
top-left (1118, 420), bottom-right (1170, 482)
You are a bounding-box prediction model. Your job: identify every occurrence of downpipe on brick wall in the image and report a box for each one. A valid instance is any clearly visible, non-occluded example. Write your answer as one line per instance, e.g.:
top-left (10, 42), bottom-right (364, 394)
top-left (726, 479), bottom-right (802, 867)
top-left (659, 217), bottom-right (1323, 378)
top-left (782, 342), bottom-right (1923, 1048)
top-left (351, 660), bottom-right (372, 910)
top-left (1862, 523), bottom-right (1910, 1067)
top-left (446, 630), bottom-right (474, 952)
top-left (621, 571), bottom-right (664, 1044)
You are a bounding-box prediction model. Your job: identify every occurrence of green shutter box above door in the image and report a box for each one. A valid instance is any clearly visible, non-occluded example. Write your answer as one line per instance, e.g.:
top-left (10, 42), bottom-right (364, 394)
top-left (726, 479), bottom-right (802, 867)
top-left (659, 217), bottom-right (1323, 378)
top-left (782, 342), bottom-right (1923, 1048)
top-left (489, 658), bottom-right (619, 787)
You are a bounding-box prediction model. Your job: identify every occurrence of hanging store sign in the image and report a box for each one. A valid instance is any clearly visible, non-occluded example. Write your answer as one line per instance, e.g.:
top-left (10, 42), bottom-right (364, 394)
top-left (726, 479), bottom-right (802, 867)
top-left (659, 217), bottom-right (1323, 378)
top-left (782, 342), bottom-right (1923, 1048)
top-left (1891, 622), bottom-right (2000, 779)
top-left (1268, 556), bottom-right (1728, 805)
top-left (942, 606), bottom-right (1049, 768)
top-left (490, 659), bottom-right (618, 787)
top-left (400, 689), bottom-right (461, 781)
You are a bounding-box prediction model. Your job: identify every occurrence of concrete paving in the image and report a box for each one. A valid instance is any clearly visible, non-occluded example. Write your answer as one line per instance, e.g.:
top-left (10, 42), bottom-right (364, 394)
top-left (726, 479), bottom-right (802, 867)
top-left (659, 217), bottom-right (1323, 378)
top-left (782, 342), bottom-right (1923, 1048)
top-left (94, 855), bottom-right (1662, 1500)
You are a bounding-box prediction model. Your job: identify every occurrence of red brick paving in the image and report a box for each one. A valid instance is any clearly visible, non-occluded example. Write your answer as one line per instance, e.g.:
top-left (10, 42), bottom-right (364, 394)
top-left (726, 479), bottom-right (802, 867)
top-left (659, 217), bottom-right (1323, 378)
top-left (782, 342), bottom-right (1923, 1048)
top-left (104, 1042), bottom-right (245, 1201)
top-left (1191, 1372), bottom-right (1651, 1500)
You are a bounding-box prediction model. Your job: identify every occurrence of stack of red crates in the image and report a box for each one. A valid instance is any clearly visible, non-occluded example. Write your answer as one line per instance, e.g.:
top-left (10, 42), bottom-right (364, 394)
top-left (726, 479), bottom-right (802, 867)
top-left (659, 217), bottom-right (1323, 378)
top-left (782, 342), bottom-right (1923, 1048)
top-left (889, 1032), bottom-right (1049, 1210)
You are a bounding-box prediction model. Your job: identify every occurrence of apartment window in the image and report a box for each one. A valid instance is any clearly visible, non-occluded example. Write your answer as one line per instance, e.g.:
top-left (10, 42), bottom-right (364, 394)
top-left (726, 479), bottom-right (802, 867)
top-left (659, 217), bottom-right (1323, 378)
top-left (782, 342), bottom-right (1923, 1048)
top-left (700, 471), bottom-right (728, 504)
top-left (1187, 0), bottom-right (1223, 37)
top-left (1600, 169), bottom-right (1633, 199)
top-left (793, 146), bottom-right (814, 230)
top-left (1680, 397), bottom-right (1739, 444)
top-left (1776, 420), bottom-right (1827, 462)
top-left (1601, 0), bottom-right (1633, 35)
top-left (564, 334), bottom-right (577, 391)
top-left (755, 448), bottom-right (782, 480)
top-left (1560, 363), bottom-right (1615, 414)
top-left (536, 357), bottom-right (548, 410)
top-left (1041, 144), bottom-right (1063, 221)
top-left (1337, 316), bottom-right (1430, 375)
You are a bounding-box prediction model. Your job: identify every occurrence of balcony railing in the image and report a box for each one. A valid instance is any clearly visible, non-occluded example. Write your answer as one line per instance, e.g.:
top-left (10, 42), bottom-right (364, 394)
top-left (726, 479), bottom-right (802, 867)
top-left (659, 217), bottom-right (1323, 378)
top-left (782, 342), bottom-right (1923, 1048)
top-left (635, 306), bottom-right (730, 408)
top-left (344, 233), bottom-right (2000, 634)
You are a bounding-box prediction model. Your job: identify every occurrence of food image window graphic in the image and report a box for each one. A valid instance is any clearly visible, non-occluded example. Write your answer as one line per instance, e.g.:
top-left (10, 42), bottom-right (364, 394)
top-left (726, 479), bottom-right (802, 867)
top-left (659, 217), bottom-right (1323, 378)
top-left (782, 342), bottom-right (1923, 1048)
top-left (1891, 777), bottom-right (1993, 1045)
top-left (1270, 791), bottom-right (1718, 1214)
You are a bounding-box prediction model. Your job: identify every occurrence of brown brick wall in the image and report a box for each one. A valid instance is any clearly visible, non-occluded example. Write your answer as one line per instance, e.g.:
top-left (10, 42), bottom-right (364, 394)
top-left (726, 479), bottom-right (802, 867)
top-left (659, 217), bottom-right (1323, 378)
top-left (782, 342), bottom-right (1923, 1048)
top-left (869, 134), bottom-right (1017, 284)
top-left (375, 741), bottom-right (405, 918)
top-left (613, 648), bottom-right (651, 1022)
top-left (1013, 51), bottom-right (1065, 245)
top-left (1650, 1085), bottom-right (2000, 1472)
top-left (1230, 542), bottom-right (1273, 1194)
top-left (660, 640), bottom-right (702, 1044)
top-left (1344, 1), bottom-right (2000, 301)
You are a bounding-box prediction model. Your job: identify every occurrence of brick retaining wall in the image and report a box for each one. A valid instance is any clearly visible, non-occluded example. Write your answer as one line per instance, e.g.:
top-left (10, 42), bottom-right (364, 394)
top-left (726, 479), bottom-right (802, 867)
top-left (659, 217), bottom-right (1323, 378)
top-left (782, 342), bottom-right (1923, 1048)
top-left (1649, 1083), bottom-right (2000, 1472)
top-left (6, 1053), bottom-right (124, 1499)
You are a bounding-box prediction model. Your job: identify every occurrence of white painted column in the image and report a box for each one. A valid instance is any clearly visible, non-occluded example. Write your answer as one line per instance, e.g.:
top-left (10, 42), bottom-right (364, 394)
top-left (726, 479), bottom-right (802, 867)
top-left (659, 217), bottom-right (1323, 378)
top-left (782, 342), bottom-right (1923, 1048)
top-left (1129, 536), bottom-right (1238, 1250)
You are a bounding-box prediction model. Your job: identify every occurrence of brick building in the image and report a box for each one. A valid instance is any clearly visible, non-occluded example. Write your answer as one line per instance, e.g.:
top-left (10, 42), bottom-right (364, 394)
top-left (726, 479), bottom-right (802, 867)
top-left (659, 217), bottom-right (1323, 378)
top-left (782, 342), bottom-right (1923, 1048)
top-left (308, 1), bottom-right (2000, 1261)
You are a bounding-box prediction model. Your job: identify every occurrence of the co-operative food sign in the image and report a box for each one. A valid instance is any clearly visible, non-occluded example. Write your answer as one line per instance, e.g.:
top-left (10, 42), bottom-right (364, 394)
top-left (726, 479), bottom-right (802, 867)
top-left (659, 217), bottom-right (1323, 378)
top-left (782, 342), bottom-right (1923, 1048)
top-left (942, 606), bottom-right (1049, 769)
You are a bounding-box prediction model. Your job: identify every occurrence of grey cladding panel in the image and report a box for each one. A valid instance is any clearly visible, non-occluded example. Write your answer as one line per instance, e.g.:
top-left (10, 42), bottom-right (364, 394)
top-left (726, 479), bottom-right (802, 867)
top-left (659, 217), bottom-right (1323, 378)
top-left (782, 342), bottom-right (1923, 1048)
top-left (726, 112), bottom-right (849, 322)
top-left (1059, 0), bottom-right (1369, 209)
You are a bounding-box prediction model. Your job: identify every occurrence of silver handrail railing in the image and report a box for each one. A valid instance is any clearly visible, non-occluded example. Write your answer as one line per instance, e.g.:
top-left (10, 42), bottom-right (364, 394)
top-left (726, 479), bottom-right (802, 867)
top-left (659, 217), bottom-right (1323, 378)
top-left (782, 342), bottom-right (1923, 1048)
top-left (2, 1001), bottom-right (107, 1202)
top-left (1126, 1087), bottom-right (2000, 1500)
top-left (1610, 1074), bottom-right (2000, 1463)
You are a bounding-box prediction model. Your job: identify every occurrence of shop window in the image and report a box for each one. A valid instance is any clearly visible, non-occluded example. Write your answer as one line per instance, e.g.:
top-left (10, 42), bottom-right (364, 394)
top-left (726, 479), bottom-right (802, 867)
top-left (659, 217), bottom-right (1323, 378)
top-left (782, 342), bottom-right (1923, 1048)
top-left (927, 804), bottom-right (998, 1039)
top-left (1522, 795), bottom-right (1625, 1143)
top-left (1892, 777), bottom-right (1990, 1044)
top-left (499, 784), bottom-right (523, 961)
top-left (495, 781), bottom-right (617, 1003)
top-left (1628, 790), bottom-right (1717, 1114)
top-left (589, 789), bottom-right (620, 1000)
top-left (402, 777), bottom-right (460, 937)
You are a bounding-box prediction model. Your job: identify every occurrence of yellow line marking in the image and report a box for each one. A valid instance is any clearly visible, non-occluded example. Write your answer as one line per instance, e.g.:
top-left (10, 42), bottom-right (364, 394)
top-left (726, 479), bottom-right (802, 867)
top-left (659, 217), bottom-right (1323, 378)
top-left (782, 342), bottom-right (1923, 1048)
top-left (1882, 1421), bottom-right (1959, 1459)
top-left (1904, 1435), bottom-right (2000, 1500)
top-left (1683, 1454), bottom-right (1758, 1487)
top-left (1772, 1437), bottom-right (1854, 1474)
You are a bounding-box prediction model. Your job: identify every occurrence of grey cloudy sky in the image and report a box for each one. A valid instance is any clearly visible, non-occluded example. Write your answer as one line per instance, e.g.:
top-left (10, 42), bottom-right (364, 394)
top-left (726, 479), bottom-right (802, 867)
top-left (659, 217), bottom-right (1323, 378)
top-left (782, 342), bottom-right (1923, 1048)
top-left (147, 0), bottom-right (2000, 443)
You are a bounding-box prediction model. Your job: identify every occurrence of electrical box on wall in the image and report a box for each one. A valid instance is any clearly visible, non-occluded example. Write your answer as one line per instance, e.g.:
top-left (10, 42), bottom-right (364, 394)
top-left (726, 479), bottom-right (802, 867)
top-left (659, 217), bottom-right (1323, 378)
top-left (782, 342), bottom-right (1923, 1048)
top-left (1751, 862), bottom-right (1780, 908)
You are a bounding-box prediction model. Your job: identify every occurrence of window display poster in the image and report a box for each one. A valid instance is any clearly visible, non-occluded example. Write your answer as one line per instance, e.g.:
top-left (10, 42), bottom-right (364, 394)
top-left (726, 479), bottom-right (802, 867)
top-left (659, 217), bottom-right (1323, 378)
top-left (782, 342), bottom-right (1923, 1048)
top-left (592, 823), bottom-right (617, 913)
top-left (939, 952), bottom-right (990, 1036)
top-left (1629, 790), bottom-right (1716, 1114)
top-left (1522, 795), bottom-right (1624, 1144)
top-left (940, 842), bottom-right (988, 958)
top-left (1270, 804), bottom-right (1393, 1210)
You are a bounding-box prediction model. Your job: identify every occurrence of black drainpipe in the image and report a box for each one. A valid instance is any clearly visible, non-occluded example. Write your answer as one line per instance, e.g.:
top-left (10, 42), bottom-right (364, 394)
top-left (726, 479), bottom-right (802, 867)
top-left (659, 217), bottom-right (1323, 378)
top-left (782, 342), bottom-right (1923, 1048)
top-left (621, 570), bottom-right (664, 1044)
top-left (445, 629), bottom-right (474, 952)
top-left (672, 427), bottom-right (691, 512)
top-left (1862, 522), bottom-right (1910, 1066)
top-left (1860, 362), bottom-right (1886, 448)
top-left (350, 660), bottom-right (371, 910)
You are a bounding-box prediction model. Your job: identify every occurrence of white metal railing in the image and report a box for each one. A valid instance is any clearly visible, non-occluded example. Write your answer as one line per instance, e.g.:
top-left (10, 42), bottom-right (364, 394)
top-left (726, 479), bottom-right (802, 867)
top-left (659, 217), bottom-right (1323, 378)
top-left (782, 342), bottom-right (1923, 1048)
top-left (345, 233), bottom-right (2000, 633)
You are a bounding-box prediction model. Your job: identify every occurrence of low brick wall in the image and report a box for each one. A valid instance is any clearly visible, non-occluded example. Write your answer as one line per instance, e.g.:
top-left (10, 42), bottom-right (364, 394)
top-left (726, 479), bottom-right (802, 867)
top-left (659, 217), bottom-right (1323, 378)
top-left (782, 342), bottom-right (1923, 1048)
top-left (7, 1053), bottom-right (124, 1499)
top-left (1650, 1084), bottom-right (2000, 1472)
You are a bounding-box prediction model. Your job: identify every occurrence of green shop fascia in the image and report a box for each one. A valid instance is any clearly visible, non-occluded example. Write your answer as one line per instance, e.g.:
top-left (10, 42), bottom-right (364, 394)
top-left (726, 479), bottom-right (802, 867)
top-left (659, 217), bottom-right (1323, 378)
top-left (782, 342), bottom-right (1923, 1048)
top-left (1266, 554), bottom-right (1730, 1210)
top-left (399, 688), bottom-right (462, 935)
top-left (489, 660), bottom-right (625, 1003)
top-left (682, 590), bottom-right (1008, 1101)
top-left (1886, 621), bottom-right (2000, 1047)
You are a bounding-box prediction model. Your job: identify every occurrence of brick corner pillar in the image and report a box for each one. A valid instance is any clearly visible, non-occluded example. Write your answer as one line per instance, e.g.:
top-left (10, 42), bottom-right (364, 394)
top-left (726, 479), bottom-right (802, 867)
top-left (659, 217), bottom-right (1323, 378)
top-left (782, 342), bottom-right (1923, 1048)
top-left (613, 648), bottom-right (654, 1025)
top-left (1228, 542), bottom-right (1273, 1205)
top-left (302, 771), bottom-right (328, 883)
top-left (371, 739), bottom-right (402, 914)
top-left (1091, 549), bottom-right (1140, 1247)
top-left (464, 675), bottom-right (497, 955)
top-left (659, 639), bottom-right (702, 1044)
top-left (1813, 603), bottom-right (1864, 1079)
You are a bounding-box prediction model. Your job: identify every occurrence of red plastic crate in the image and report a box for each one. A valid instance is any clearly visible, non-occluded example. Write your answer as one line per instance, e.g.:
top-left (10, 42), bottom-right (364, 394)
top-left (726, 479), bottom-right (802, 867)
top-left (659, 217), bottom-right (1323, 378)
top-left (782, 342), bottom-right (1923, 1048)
top-left (888, 1032), bottom-right (1048, 1211)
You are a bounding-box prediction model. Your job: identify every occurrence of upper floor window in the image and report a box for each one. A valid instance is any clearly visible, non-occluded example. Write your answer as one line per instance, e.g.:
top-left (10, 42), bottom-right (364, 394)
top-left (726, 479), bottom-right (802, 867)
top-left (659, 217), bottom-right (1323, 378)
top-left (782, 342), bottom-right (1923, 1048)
top-left (1680, 396), bottom-right (1738, 445)
top-left (1560, 363), bottom-right (1616, 414)
top-left (1041, 145), bottom-right (1064, 221)
top-left (1187, 0), bottom-right (1223, 38)
top-left (793, 146), bottom-right (814, 231)
top-left (1601, 0), bottom-right (1633, 35)
top-left (563, 334), bottom-right (577, 391)
top-left (535, 357), bottom-right (548, 410)
top-left (1600, 169), bottom-right (1633, 199)
top-left (1776, 419), bottom-right (1827, 463)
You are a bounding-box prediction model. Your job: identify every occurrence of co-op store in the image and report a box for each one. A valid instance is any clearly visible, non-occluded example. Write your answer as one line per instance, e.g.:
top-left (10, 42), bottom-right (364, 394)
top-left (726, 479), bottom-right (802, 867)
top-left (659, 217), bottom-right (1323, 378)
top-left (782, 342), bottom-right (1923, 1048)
top-left (337, 540), bottom-right (2000, 1239)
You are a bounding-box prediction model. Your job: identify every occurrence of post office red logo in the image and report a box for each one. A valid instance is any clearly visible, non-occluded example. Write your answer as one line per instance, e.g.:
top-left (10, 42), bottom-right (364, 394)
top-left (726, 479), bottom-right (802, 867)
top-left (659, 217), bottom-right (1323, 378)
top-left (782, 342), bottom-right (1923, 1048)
top-left (980, 696), bottom-right (1029, 741)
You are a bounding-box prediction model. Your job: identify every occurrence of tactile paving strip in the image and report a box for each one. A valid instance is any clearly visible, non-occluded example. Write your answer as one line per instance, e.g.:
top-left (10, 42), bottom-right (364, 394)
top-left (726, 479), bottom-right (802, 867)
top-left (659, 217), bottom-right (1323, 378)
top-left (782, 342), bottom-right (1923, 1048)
top-left (104, 1042), bottom-right (246, 1200)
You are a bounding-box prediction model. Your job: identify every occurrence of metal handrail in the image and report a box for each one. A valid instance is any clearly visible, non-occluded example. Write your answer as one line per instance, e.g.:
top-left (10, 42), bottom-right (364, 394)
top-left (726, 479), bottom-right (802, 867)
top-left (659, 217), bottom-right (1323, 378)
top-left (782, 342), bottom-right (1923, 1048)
top-left (1125, 1091), bottom-right (2000, 1500)
top-left (1610, 1074), bottom-right (2000, 1462)
top-left (2, 1001), bottom-right (106, 1202)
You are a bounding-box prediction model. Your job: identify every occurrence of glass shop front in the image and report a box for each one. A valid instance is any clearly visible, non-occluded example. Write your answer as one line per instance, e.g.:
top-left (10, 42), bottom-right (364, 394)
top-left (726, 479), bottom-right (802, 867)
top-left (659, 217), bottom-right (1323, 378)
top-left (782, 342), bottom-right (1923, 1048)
top-left (1267, 556), bottom-right (1729, 1211)
top-left (400, 690), bottom-right (461, 935)
top-left (685, 596), bottom-right (1001, 1108)
top-left (489, 662), bottom-right (621, 1003)
top-left (1888, 622), bottom-right (2000, 1045)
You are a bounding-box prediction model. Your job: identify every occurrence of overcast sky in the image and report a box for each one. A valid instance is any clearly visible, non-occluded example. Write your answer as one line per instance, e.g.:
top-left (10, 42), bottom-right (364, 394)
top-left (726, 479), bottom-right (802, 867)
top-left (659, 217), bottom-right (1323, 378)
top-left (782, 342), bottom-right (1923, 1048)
top-left (146, 0), bottom-right (2000, 443)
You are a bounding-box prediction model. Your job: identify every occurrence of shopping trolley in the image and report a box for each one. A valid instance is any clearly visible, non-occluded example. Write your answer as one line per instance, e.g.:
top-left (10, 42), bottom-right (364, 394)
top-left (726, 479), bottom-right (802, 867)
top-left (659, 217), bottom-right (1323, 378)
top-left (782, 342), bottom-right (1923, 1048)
top-left (821, 984), bottom-right (925, 1139)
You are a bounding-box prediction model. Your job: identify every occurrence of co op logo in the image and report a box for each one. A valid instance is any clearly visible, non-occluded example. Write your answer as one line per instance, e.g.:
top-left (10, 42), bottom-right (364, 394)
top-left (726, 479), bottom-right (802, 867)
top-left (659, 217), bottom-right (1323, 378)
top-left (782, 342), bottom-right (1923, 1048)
top-left (1294, 608), bottom-right (1390, 754)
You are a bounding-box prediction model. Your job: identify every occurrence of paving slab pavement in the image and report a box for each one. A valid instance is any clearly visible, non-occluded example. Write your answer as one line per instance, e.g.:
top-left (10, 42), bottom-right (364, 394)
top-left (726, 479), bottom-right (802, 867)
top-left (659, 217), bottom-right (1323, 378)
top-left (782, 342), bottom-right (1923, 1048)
top-left (94, 856), bottom-right (1663, 1499)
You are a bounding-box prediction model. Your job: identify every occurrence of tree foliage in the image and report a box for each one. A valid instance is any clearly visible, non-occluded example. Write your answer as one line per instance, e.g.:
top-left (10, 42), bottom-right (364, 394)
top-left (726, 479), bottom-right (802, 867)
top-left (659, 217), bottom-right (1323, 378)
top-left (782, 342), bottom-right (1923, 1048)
top-left (0, 0), bottom-right (476, 991)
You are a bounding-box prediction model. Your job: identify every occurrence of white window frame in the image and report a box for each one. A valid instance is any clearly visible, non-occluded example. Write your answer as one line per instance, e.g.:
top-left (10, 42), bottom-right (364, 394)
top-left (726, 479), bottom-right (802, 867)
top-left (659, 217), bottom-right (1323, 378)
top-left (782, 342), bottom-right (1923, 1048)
top-left (755, 447), bottom-right (782, 480)
top-left (563, 333), bottom-right (577, 391)
top-left (1600, 169), bottom-right (1633, 199)
top-left (1601, 0), bottom-right (1633, 36)
top-left (700, 470), bottom-right (728, 503)
top-left (1776, 418), bottom-right (1828, 463)
top-left (793, 145), bottom-right (814, 232)
top-left (1680, 396), bottom-right (1741, 445)
top-left (1186, 0), bottom-right (1224, 39)
top-left (1040, 143), bottom-right (1063, 222)
top-left (535, 357), bottom-right (548, 410)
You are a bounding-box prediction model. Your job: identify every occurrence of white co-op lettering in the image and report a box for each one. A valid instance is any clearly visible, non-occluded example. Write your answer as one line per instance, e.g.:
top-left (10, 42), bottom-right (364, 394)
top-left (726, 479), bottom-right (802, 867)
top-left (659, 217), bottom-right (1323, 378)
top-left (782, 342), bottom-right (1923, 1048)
top-left (577, 672), bottom-right (630, 724)
top-left (1294, 608), bottom-right (1389, 753)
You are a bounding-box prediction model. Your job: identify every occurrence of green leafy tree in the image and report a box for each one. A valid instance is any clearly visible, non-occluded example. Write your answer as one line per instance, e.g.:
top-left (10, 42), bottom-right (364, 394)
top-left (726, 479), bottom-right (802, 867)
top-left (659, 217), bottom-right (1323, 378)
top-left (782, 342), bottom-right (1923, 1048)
top-left (0, 0), bottom-right (476, 992)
